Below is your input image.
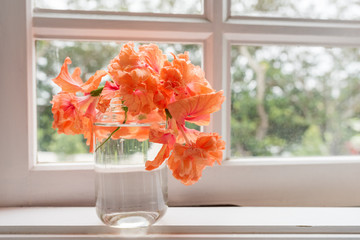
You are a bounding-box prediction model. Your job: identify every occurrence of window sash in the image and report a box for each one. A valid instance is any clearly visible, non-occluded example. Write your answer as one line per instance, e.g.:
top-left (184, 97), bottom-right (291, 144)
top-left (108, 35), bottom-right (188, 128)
top-left (33, 0), bottom-right (206, 16)
top-left (1, 0), bottom-right (360, 207)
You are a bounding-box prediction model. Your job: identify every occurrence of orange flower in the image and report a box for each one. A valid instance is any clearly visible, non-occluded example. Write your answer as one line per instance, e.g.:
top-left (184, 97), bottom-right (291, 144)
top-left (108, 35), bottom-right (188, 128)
top-left (51, 42), bottom-right (226, 185)
top-left (116, 69), bottom-right (157, 115)
top-left (52, 58), bottom-right (109, 152)
top-left (108, 42), bottom-right (165, 82)
top-left (108, 42), bottom-right (144, 81)
top-left (167, 91), bottom-right (225, 126)
top-left (51, 92), bottom-right (83, 135)
top-left (108, 43), bottom-right (166, 114)
top-left (167, 132), bottom-right (225, 185)
top-left (159, 52), bottom-right (214, 102)
top-left (52, 58), bottom-right (107, 153)
top-left (51, 92), bottom-right (99, 152)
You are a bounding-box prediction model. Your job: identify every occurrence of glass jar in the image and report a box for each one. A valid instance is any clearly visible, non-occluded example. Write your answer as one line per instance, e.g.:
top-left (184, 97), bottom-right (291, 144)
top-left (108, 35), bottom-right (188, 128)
top-left (94, 101), bottom-right (168, 229)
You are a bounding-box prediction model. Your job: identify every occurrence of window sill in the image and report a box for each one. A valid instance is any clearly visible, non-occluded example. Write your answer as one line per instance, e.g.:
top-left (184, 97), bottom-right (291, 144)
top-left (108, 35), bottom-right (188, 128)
top-left (1, 207), bottom-right (360, 239)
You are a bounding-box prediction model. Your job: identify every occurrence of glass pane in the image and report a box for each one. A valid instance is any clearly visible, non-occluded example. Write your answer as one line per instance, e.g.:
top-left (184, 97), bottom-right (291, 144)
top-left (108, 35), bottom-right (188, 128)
top-left (231, 0), bottom-right (360, 20)
top-left (231, 45), bottom-right (360, 158)
top-left (36, 40), bottom-right (202, 163)
top-left (34, 0), bottom-right (203, 14)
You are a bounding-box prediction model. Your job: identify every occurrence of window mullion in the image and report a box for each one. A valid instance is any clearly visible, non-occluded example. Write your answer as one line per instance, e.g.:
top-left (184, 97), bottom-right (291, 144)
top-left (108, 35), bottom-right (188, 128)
top-left (203, 0), bottom-right (231, 159)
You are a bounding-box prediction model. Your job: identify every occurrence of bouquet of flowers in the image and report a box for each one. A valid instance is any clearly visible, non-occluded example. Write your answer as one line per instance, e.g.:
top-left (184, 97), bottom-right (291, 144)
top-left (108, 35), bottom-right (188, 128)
top-left (51, 42), bottom-right (225, 185)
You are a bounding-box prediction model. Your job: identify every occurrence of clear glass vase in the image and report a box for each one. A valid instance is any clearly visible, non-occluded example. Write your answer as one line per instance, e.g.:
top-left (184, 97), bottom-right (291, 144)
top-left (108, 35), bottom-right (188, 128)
top-left (94, 106), bottom-right (168, 229)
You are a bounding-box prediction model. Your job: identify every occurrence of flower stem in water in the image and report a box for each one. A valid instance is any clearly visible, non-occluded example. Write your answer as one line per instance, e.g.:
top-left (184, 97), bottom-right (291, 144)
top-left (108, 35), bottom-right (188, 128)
top-left (95, 106), bottom-right (128, 152)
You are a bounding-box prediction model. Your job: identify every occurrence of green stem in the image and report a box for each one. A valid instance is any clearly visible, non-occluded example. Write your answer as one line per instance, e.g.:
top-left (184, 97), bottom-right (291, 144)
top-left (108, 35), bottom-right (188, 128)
top-left (95, 126), bottom-right (120, 152)
top-left (95, 106), bottom-right (128, 152)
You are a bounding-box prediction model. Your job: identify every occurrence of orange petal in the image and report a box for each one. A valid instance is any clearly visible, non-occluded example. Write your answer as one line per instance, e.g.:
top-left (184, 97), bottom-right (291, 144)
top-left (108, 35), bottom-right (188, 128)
top-left (53, 57), bottom-right (83, 93)
top-left (82, 118), bottom-right (94, 152)
top-left (71, 67), bottom-right (83, 85)
top-left (139, 44), bottom-right (167, 74)
top-left (149, 124), bottom-right (176, 145)
top-left (186, 82), bottom-right (214, 96)
top-left (122, 88), bottom-right (155, 115)
top-left (196, 132), bottom-right (225, 165)
top-left (81, 70), bottom-right (107, 93)
top-left (167, 91), bottom-right (225, 126)
top-left (97, 81), bottom-right (120, 113)
top-left (145, 144), bottom-right (170, 171)
top-left (135, 109), bottom-right (166, 124)
top-left (118, 42), bottom-right (144, 71)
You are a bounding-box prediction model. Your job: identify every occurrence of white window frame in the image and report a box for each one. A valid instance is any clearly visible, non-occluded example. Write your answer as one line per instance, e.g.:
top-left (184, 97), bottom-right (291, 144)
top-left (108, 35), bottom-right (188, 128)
top-left (1, 0), bottom-right (360, 207)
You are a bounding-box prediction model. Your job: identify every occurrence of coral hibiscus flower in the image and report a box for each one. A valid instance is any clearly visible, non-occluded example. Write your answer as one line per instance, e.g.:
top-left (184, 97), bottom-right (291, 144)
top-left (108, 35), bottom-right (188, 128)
top-left (51, 92), bottom-right (83, 135)
top-left (159, 52), bottom-right (214, 102)
top-left (51, 42), bottom-right (226, 186)
top-left (115, 69), bottom-right (157, 115)
top-left (168, 133), bottom-right (225, 185)
top-left (52, 58), bottom-right (108, 152)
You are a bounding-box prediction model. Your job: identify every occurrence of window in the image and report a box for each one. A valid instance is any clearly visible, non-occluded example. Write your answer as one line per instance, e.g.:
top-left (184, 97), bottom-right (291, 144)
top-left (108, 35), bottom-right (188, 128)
top-left (1, 0), bottom-right (360, 207)
top-left (231, 0), bottom-right (360, 20)
top-left (231, 45), bottom-right (360, 158)
top-left (34, 0), bottom-right (203, 14)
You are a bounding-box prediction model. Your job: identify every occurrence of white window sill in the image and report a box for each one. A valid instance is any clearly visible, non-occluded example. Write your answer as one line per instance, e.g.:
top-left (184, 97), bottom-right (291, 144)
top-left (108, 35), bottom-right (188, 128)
top-left (1, 207), bottom-right (360, 239)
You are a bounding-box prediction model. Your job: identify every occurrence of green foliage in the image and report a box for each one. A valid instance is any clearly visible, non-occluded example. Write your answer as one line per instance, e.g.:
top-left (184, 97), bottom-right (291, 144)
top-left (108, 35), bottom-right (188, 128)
top-left (231, 45), bottom-right (360, 158)
top-left (292, 125), bottom-right (327, 156)
top-left (48, 134), bottom-right (89, 155)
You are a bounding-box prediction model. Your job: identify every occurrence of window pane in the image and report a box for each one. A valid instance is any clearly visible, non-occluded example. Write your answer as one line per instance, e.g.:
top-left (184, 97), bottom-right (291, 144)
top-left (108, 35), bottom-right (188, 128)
top-left (231, 45), bottom-right (360, 158)
top-left (34, 0), bottom-right (203, 15)
top-left (36, 40), bottom-right (202, 163)
top-left (231, 0), bottom-right (360, 20)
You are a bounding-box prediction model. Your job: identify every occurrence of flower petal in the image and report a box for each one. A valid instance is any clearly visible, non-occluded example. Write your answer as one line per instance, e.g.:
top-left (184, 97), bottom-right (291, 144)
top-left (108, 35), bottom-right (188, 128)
top-left (53, 57), bottom-right (82, 93)
top-left (149, 124), bottom-right (176, 145)
top-left (139, 44), bottom-right (167, 74)
top-left (145, 144), bottom-right (170, 171)
top-left (71, 67), bottom-right (83, 86)
top-left (167, 91), bottom-right (225, 126)
top-left (81, 70), bottom-right (107, 93)
top-left (97, 81), bottom-right (120, 113)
